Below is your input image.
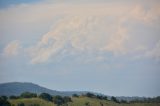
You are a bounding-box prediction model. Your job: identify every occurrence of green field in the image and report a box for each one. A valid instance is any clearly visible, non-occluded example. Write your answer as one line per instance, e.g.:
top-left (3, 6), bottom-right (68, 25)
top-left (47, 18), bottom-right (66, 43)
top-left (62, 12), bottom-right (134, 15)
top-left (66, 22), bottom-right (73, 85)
top-left (9, 97), bottom-right (160, 106)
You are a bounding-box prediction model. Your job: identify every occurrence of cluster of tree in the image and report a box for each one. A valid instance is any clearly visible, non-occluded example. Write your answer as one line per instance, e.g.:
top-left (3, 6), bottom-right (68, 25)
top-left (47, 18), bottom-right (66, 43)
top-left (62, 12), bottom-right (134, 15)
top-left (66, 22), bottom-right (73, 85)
top-left (111, 96), bottom-right (121, 103)
top-left (82, 93), bottom-right (127, 104)
top-left (72, 94), bottom-right (79, 97)
top-left (148, 96), bottom-right (160, 103)
top-left (82, 93), bottom-right (160, 104)
top-left (73, 93), bottom-right (125, 104)
top-left (53, 95), bottom-right (72, 106)
top-left (111, 96), bottom-right (160, 104)
top-left (130, 96), bottom-right (160, 103)
top-left (38, 93), bottom-right (72, 105)
top-left (9, 92), bottom-right (37, 99)
top-left (0, 93), bottom-right (41, 106)
top-left (20, 92), bottom-right (37, 98)
top-left (0, 96), bottom-right (11, 106)
top-left (1, 92), bottom-right (160, 105)
top-left (39, 93), bottom-right (52, 101)
top-left (8, 92), bottom-right (72, 106)
top-left (82, 92), bottom-right (108, 100)
top-left (84, 94), bottom-right (127, 104)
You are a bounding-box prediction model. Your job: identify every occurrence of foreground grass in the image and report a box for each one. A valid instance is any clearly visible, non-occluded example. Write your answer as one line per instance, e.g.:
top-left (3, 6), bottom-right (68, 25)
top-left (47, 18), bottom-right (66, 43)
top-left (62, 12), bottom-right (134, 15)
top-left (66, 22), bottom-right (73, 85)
top-left (9, 97), bottom-right (160, 106)
top-left (69, 97), bottom-right (160, 106)
top-left (10, 98), bottom-right (55, 106)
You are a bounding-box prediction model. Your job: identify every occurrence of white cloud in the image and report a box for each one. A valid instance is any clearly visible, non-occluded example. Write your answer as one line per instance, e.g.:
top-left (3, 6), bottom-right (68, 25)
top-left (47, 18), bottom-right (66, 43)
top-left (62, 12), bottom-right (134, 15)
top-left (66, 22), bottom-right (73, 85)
top-left (129, 4), bottom-right (160, 24)
top-left (3, 40), bottom-right (21, 56)
top-left (27, 3), bottom-right (160, 63)
top-left (101, 26), bottom-right (129, 55)
top-left (28, 15), bottom-right (128, 64)
top-left (1, 1), bottom-right (160, 63)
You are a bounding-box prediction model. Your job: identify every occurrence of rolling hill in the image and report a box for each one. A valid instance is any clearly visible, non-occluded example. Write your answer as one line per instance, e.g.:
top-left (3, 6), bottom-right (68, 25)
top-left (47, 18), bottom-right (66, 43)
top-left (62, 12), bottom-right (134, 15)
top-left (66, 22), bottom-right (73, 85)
top-left (0, 82), bottom-right (156, 102)
top-left (0, 82), bottom-right (160, 106)
top-left (0, 82), bottom-right (87, 97)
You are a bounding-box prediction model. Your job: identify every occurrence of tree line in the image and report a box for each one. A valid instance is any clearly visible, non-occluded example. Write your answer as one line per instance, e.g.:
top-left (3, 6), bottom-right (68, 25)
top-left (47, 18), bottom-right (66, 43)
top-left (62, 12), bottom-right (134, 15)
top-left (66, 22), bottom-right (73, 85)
top-left (0, 92), bottom-right (72, 106)
top-left (78, 92), bottom-right (160, 104)
top-left (0, 92), bottom-right (160, 106)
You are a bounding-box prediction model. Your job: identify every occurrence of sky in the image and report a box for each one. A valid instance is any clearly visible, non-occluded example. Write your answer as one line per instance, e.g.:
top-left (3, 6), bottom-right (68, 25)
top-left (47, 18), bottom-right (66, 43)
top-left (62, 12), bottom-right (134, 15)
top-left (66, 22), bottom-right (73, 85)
top-left (0, 0), bottom-right (160, 97)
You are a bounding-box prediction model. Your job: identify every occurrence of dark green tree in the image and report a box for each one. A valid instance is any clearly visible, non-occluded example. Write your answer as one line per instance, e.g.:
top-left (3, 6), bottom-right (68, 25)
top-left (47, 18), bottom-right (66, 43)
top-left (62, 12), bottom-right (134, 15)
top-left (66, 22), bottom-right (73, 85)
top-left (72, 94), bottom-right (79, 97)
top-left (0, 96), bottom-right (11, 106)
top-left (20, 92), bottom-right (37, 98)
top-left (63, 96), bottom-right (72, 103)
top-left (96, 95), bottom-right (108, 100)
top-left (9, 95), bottom-right (20, 99)
top-left (52, 95), bottom-right (64, 106)
top-left (39, 93), bottom-right (52, 101)
top-left (111, 96), bottom-right (119, 103)
top-left (85, 92), bottom-right (95, 98)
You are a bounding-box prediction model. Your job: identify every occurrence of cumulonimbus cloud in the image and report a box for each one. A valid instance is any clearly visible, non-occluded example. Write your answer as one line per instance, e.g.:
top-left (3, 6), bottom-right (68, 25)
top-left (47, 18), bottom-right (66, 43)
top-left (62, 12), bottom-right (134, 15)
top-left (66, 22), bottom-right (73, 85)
top-left (1, 1), bottom-right (160, 64)
top-left (28, 3), bottom-right (160, 64)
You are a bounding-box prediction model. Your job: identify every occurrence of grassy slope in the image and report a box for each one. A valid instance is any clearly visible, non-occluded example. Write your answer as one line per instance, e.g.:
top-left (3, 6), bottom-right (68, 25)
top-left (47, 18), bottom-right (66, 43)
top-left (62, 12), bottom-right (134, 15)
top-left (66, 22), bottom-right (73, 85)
top-left (10, 98), bottom-right (56, 106)
top-left (10, 97), bottom-right (160, 106)
top-left (69, 97), bottom-right (160, 106)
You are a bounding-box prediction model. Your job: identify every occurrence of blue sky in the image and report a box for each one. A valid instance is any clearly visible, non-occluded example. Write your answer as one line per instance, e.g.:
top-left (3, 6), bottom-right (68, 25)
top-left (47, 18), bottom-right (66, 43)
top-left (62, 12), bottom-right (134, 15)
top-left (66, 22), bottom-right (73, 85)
top-left (0, 0), bottom-right (41, 8)
top-left (0, 0), bottom-right (160, 97)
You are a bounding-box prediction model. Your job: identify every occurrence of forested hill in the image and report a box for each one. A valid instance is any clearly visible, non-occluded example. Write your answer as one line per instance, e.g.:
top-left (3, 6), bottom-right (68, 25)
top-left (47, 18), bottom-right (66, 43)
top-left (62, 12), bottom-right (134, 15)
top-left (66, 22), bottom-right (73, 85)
top-left (0, 82), bottom-right (158, 102)
top-left (0, 82), bottom-right (87, 97)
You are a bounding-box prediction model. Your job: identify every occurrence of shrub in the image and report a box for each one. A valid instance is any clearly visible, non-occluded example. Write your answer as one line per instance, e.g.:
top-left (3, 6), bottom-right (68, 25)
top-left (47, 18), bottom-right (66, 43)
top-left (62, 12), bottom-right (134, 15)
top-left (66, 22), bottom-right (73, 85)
top-left (39, 93), bottom-right (52, 102)
top-left (111, 96), bottom-right (120, 103)
top-left (52, 96), bottom-right (72, 106)
top-left (53, 95), bottom-right (64, 105)
top-left (96, 95), bottom-right (108, 100)
top-left (0, 96), bottom-right (11, 106)
top-left (63, 96), bottom-right (72, 102)
top-left (72, 94), bottom-right (79, 97)
top-left (20, 92), bottom-right (37, 98)
top-left (1, 96), bottom-right (8, 100)
top-left (85, 92), bottom-right (96, 98)
top-left (9, 95), bottom-right (20, 99)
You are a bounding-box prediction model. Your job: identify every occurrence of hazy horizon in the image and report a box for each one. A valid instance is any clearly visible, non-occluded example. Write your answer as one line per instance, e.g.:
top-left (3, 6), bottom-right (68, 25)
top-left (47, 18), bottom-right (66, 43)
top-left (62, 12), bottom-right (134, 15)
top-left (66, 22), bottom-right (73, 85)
top-left (0, 0), bottom-right (160, 97)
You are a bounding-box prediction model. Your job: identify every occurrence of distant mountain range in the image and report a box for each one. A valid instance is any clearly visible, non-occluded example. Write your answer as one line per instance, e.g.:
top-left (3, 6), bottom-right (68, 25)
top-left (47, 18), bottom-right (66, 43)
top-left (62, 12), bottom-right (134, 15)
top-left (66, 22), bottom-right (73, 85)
top-left (0, 82), bottom-right (88, 97)
top-left (0, 82), bottom-right (147, 101)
